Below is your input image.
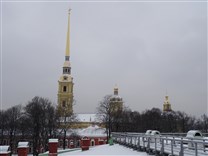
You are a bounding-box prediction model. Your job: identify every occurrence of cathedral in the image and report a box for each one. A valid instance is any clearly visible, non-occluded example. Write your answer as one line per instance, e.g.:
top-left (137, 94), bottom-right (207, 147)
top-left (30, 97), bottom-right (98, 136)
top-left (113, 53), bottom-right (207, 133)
top-left (57, 9), bottom-right (74, 116)
top-left (57, 9), bottom-right (172, 119)
top-left (57, 10), bottom-right (124, 118)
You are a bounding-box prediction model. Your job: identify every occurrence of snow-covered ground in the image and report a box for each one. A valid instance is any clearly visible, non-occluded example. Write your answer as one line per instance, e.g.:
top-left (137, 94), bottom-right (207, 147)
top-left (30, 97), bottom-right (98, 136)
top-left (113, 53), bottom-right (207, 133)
top-left (59, 144), bottom-right (148, 156)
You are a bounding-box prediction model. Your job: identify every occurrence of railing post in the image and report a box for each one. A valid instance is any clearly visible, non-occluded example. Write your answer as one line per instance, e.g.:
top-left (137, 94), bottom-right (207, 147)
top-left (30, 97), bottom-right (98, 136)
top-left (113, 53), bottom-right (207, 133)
top-left (154, 137), bottom-right (157, 153)
top-left (147, 137), bottom-right (150, 150)
top-left (142, 137), bottom-right (145, 148)
top-left (166, 136), bottom-right (168, 144)
top-left (203, 139), bottom-right (205, 152)
top-left (179, 140), bottom-right (184, 156)
top-left (195, 142), bottom-right (198, 156)
top-left (134, 136), bottom-right (137, 148)
top-left (160, 138), bottom-right (164, 155)
top-left (137, 136), bottom-right (140, 149)
top-left (173, 137), bottom-right (175, 145)
top-left (171, 139), bottom-right (174, 156)
top-left (120, 134), bottom-right (123, 144)
top-left (125, 135), bottom-right (127, 145)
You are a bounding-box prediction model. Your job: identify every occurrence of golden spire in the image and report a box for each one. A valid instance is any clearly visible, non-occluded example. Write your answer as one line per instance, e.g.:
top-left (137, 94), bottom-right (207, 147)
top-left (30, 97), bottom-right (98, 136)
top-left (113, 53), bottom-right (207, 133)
top-left (65, 9), bottom-right (71, 61)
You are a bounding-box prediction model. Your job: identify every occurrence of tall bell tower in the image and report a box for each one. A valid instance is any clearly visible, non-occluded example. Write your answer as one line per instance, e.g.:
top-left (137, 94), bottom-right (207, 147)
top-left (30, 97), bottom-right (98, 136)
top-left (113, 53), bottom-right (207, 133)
top-left (163, 95), bottom-right (172, 112)
top-left (110, 86), bottom-right (123, 112)
top-left (57, 9), bottom-right (74, 116)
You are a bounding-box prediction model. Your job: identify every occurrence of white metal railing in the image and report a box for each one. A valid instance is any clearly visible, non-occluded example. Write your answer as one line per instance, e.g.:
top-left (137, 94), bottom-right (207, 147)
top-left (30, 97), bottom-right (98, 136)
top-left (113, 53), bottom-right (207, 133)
top-left (112, 132), bottom-right (208, 156)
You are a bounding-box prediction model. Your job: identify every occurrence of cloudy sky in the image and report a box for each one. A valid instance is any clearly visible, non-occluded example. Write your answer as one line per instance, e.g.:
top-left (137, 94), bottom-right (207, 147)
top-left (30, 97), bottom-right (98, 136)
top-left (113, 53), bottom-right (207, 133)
top-left (1, 1), bottom-right (207, 116)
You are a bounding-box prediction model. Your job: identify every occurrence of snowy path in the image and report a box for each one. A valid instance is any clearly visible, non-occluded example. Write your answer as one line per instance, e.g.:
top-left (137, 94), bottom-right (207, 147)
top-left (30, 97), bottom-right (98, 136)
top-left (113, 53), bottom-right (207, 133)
top-left (59, 144), bottom-right (148, 155)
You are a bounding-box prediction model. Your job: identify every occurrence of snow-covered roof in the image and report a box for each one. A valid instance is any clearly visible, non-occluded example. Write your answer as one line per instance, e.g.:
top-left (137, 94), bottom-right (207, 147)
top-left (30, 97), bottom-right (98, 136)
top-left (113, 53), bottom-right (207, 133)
top-left (0, 146), bottom-right (10, 154)
top-left (150, 130), bottom-right (160, 136)
top-left (49, 139), bottom-right (58, 143)
top-left (78, 125), bottom-right (106, 137)
top-left (76, 113), bottom-right (98, 123)
top-left (18, 142), bottom-right (29, 148)
top-left (145, 130), bottom-right (152, 135)
top-left (186, 130), bottom-right (203, 138)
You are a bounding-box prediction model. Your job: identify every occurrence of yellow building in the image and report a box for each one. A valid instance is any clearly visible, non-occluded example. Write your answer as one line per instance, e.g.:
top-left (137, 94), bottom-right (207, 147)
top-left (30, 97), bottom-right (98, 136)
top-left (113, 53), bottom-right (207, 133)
top-left (110, 86), bottom-right (123, 112)
top-left (163, 95), bottom-right (172, 112)
top-left (57, 9), bottom-right (74, 116)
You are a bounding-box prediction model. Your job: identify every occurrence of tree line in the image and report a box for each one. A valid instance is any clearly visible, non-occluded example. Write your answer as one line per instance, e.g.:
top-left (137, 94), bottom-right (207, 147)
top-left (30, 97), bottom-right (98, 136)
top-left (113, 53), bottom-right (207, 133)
top-left (0, 96), bottom-right (59, 155)
top-left (97, 95), bottom-right (208, 140)
top-left (1, 95), bottom-right (207, 155)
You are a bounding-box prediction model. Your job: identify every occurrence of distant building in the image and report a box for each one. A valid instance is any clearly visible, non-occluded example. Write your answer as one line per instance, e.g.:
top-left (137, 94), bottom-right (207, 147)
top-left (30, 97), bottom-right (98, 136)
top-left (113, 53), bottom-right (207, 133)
top-left (57, 9), bottom-right (74, 116)
top-left (58, 125), bottom-right (107, 148)
top-left (110, 86), bottom-right (123, 112)
top-left (163, 95), bottom-right (172, 112)
top-left (72, 114), bottom-right (101, 129)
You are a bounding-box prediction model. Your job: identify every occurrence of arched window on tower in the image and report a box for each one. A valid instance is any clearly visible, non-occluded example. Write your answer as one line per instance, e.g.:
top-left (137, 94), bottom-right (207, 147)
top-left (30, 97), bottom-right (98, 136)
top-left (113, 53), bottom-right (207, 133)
top-left (62, 101), bottom-right (66, 107)
top-left (63, 86), bottom-right (67, 92)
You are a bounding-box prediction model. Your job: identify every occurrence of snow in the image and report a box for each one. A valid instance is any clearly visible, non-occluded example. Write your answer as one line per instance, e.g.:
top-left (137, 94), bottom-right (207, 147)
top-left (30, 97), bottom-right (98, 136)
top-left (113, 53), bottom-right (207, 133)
top-left (58, 125), bottom-right (106, 137)
top-left (79, 125), bottom-right (106, 137)
top-left (76, 114), bottom-right (98, 123)
top-left (18, 142), bottom-right (29, 148)
top-left (186, 130), bottom-right (203, 138)
top-left (59, 144), bottom-right (148, 156)
top-left (49, 139), bottom-right (59, 143)
top-left (0, 145), bottom-right (10, 154)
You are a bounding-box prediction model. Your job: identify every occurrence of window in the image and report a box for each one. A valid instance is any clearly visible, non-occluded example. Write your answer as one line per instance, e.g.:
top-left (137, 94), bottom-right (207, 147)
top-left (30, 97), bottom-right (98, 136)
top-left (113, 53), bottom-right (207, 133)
top-left (63, 86), bottom-right (67, 92)
top-left (62, 101), bottom-right (66, 107)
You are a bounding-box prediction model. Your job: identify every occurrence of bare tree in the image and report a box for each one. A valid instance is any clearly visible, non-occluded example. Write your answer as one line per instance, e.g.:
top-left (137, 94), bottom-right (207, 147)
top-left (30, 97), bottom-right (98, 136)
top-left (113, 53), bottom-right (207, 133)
top-left (5, 105), bottom-right (22, 153)
top-left (58, 114), bottom-right (78, 149)
top-left (25, 96), bottom-right (57, 155)
top-left (200, 114), bottom-right (208, 133)
top-left (0, 110), bottom-right (9, 145)
top-left (57, 100), bottom-right (78, 149)
top-left (96, 95), bottom-right (113, 141)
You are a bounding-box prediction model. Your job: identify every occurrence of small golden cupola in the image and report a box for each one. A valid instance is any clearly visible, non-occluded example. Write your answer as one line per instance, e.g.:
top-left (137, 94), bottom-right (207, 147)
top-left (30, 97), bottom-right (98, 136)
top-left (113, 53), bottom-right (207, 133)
top-left (110, 85), bottom-right (123, 112)
top-left (163, 94), bottom-right (172, 112)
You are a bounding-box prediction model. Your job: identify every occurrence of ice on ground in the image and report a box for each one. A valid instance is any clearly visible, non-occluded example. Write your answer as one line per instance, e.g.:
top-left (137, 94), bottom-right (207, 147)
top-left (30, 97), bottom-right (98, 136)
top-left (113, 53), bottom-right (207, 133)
top-left (59, 144), bottom-right (148, 156)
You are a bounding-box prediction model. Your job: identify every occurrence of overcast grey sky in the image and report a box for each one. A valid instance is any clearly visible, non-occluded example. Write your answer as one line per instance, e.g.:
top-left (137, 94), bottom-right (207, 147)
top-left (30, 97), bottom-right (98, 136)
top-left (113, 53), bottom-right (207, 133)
top-left (1, 1), bottom-right (207, 116)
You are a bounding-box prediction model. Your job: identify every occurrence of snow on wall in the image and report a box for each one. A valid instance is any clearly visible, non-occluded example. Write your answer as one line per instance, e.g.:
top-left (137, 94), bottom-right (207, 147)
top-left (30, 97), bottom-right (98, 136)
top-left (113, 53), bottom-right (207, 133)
top-left (78, 125), bottom-right (106, 137)
top-left (76, 113), bottom-right (99, 123)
